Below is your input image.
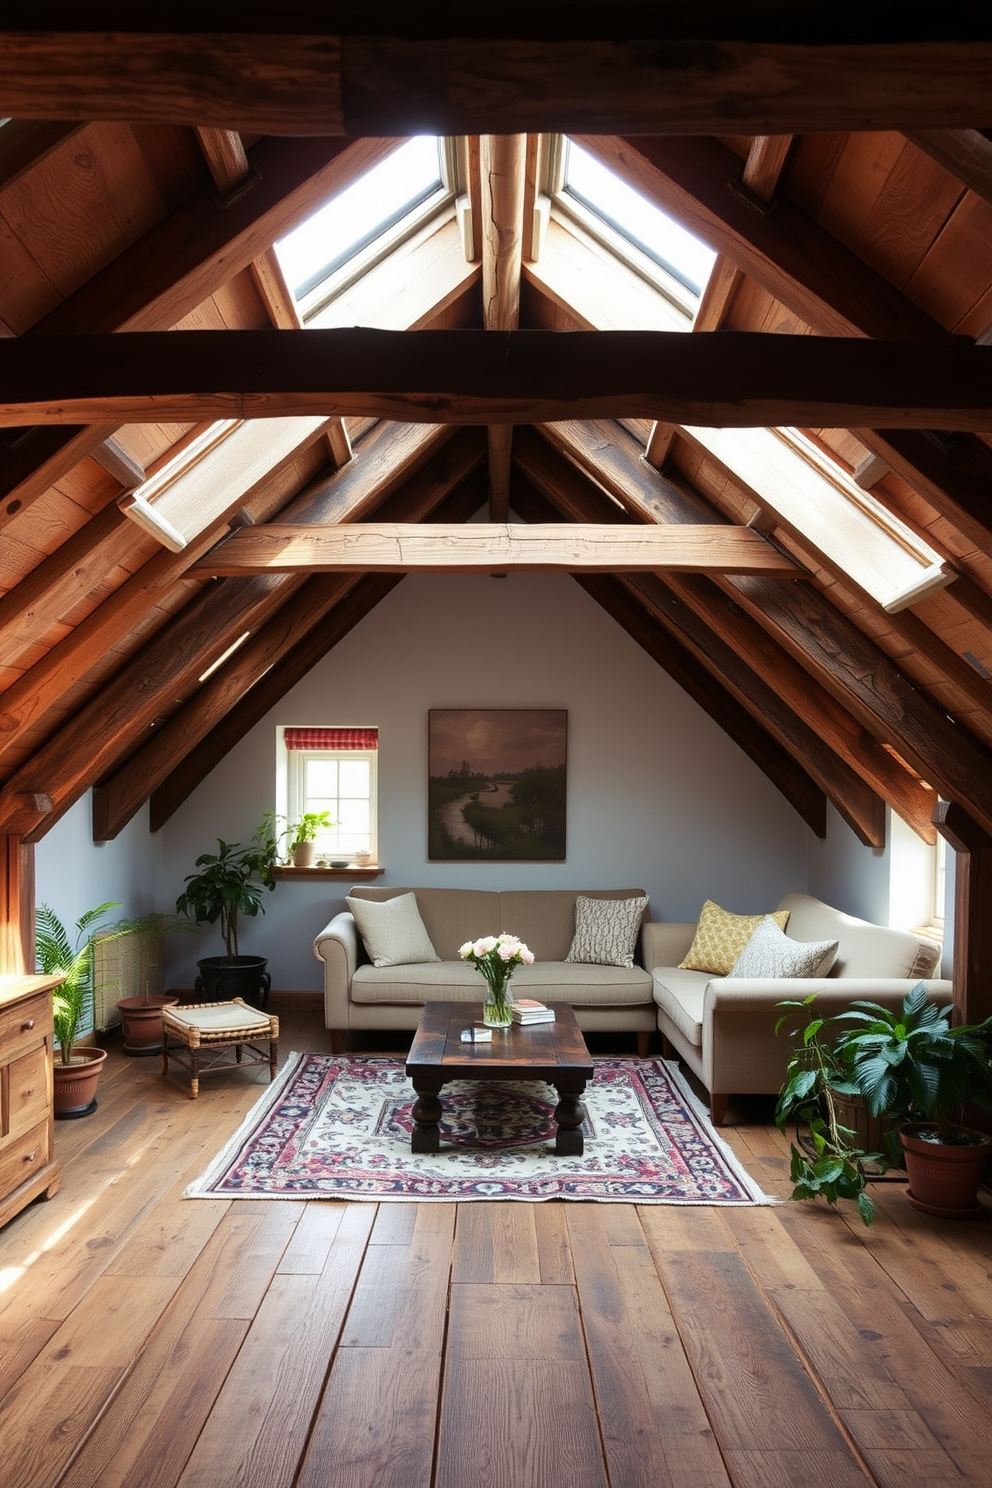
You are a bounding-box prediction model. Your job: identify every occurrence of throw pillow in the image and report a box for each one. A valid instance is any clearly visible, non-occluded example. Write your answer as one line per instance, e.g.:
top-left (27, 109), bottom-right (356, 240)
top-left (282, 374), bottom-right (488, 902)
top-left (678, 899), bottom-right (791, 976)
top-left (565, 895), bottom-right (648, 968)
top-left (729, 914), bottom-right (839, 979)
top-left (346, 893), bottom-right (440, 968)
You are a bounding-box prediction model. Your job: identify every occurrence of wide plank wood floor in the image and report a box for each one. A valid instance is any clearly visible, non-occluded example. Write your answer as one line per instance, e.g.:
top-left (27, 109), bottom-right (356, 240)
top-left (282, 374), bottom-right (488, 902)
top-left (2, 993), bottom-right (991, 1488)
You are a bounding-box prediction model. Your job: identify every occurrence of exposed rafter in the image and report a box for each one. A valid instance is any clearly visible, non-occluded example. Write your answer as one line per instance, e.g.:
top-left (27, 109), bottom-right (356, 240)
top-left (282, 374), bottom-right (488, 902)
top-left (3, 329), bottom-right (991, 430)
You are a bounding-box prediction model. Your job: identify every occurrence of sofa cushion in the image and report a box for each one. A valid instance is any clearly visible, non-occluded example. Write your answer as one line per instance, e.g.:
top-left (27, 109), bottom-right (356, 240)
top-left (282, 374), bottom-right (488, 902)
top-left (566, 895), bottom-right (648, 968)
top-left (775, 892), bottom-right (941, 979)
top-left (729, 915), bottom-right (839, 979)
top-left (652, 969), bottom-right (709, 1048)
top-left (497, 889), bottom-right (649, 962)
top-left (347, 887), bottom-right (498, 961)
top-left (351, 960), bottom-right (652, 1006)
top-left (346, 892), bottom-right (440, 967)
top-left (679, 900), bottom-right (791, 975)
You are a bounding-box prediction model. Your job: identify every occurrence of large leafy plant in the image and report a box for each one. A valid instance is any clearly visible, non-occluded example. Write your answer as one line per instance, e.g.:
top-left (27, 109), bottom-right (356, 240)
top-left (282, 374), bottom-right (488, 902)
top-left (834, 983), bottom-right (992, 1152)
top-left (175, 817), bottom-right (280, 960)
top-left (776, 994), bottom-right (886, 1227)
top-left (36, 900), bottom-right (121, 1064)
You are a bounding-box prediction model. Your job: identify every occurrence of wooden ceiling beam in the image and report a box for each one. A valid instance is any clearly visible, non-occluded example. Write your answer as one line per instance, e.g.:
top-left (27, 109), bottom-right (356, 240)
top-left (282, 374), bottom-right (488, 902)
top-left (515, 425), bottom-right (934, 841)
top-left (94, 452), bottom-right (488, 838)
top-left (481, 133), bottom-right (527, 520)
top-left (0, 134), bottom-right (397, 529)
top-left (0, 422), bottom-right (470, 771)
top-left (740, 134), bottom-right (795, 204)
top-left (903, 130), bottom-right (992, 210)
top-left (3, 328), bottom-right (991, 431)
top-left (148, 470), bottom-right (488, 830)
top-left (0, 119), bottom-right (85, 193)
top-left (581, 133), bottom-right (992, 553)
top-left (193, 522), bottom-right (801, 577)
top-left (4, 22), bottom-right (992, 134)
top-left (510, 461), bottom-right (888, 844)
top-left (91, 436), bottom-right (146, 491)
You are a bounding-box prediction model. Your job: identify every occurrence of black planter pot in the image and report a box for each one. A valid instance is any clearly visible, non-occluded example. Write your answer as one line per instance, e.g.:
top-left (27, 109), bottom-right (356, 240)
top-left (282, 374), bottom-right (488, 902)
top-left (194, 955), bottom-right (271, 1010)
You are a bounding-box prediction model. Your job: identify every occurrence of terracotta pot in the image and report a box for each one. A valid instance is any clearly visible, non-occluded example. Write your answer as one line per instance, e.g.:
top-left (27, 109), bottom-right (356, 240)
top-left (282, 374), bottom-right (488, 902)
top-left (900, 1122), bottom-right (991, 1218)
top-left (117, 994), bottom-right (181, 1056)
top-left (292, 841), bottom-right (317, 867)
top-left (53, 1046), bottom-right (108, 1119)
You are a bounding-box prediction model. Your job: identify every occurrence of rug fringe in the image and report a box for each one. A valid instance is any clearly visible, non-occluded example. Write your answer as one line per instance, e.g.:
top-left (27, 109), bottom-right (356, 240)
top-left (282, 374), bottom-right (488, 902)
top-left (660, 1059), bottom-right (779, 1206)
top-left (183, 1050), bottom-right (308, 1199)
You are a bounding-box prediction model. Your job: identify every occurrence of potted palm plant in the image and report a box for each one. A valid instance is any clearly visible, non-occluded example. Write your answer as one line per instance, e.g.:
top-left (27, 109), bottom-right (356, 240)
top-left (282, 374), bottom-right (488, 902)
top-left (175, 816), bottom-right (280, 1008)
top-left (835, 983), bottom-right (992, 1219)
top-left (36, 900), bottom-right (120, 1118)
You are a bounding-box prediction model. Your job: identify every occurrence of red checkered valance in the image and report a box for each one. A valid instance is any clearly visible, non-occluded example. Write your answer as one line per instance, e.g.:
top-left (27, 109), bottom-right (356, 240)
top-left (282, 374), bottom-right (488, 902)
top-left (284, 727), bottom-right (378, 751)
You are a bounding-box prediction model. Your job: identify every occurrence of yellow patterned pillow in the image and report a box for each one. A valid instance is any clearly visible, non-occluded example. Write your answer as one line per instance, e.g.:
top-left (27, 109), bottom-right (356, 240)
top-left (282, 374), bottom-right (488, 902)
top-left (678, 900), bottom-right (791, 975)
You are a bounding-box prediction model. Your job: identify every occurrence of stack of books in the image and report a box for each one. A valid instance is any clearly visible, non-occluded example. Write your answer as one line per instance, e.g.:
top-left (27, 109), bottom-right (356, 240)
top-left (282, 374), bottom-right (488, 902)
top-left (510, 999), bottom-right (556, 1025)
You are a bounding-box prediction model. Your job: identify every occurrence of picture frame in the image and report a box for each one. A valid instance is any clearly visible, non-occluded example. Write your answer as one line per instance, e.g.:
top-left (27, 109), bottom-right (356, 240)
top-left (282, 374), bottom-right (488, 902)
top-left (428, 709), bottom-right (567, 861)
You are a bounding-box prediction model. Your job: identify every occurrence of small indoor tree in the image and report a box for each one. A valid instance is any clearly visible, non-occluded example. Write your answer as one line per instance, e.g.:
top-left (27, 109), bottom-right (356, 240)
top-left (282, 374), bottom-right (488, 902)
top-left (36, 900), bottom-right (121, 1064)
top-left (175, 817), bottom-right (280, 961)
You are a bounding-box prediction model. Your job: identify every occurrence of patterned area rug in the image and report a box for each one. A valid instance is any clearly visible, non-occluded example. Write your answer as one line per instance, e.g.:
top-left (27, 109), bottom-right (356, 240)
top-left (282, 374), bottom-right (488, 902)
top-left (185, 1053), bottom-right (773, 1204)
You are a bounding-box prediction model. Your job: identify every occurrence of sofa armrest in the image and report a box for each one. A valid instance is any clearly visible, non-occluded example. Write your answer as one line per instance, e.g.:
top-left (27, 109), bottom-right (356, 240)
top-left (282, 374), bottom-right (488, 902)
top-left (312, 911), bottom-right (362, 1030)
top-left (642, 921), bottom-right (696, 970)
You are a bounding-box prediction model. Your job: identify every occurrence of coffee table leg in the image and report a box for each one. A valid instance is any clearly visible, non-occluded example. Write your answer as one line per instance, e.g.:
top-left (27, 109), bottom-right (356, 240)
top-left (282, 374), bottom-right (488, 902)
top-left (553, 1078), bottom-right (587, 1156)
top-left (410, 1077), bottom-right (445, 1152)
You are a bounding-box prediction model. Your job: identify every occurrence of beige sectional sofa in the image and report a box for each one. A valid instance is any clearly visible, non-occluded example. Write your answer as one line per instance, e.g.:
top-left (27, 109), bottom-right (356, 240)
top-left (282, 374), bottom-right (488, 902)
top-left (313, 886), bottom-right (657, 1052)
top-left (313, 886), bottom-right (949, 1127)
top-left (649, 891), bottom-right (949, 1124)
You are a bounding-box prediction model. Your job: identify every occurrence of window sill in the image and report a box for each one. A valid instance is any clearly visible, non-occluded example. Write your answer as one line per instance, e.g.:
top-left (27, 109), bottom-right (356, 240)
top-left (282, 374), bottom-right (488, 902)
top-left (271, 865), bottom-right (385, 881)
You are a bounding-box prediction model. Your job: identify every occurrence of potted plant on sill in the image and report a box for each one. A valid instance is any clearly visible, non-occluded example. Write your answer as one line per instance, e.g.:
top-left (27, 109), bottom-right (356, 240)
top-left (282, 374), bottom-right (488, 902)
top-left (175, 816), bottom-right (280, 1008)
top-left (111, 911), bottom-right (192, 1055)
top-left (36, 900), bottom-right (120, 1118)
top-left (287, 810), bottom-right (334, 868)
top-left (835, 983), bottom-right (992, 1219)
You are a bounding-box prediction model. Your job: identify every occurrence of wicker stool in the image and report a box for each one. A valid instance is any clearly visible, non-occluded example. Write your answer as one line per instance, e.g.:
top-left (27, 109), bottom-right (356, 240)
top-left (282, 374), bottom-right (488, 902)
top-left (161, 998), bottom-right (279, 1099)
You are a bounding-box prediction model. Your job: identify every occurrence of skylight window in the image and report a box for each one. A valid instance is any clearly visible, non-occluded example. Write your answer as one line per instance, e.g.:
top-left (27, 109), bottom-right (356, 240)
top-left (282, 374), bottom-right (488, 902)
top-left (275, 137), bottom-right (446, 315)
top-left (561, 141), bottom-right (717, 297)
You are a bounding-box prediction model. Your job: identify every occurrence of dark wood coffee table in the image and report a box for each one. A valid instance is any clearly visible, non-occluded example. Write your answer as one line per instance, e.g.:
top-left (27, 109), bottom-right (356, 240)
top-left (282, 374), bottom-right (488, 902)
top-left (405, 1001), bottom-right (594, 1156)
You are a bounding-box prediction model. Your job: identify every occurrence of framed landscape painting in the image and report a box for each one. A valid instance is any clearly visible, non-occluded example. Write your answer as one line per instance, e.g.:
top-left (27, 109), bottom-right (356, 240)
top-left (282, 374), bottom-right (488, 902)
top-left (428, 709), bottom-right (567, 861)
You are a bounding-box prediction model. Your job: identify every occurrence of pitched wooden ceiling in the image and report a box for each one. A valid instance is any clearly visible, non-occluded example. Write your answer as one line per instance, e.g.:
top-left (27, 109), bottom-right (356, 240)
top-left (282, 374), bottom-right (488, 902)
top-left (3, 11), bottom-right (992, 857)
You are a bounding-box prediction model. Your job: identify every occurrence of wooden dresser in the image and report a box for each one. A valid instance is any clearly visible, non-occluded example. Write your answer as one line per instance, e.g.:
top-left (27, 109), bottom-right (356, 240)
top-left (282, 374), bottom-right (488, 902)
top-left (0, 975), bottom-right (62, 1229)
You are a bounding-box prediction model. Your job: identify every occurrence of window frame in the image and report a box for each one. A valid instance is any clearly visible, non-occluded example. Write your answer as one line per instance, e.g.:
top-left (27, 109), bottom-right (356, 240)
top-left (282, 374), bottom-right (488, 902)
top-left (278, 728), bottom-right (379, 864)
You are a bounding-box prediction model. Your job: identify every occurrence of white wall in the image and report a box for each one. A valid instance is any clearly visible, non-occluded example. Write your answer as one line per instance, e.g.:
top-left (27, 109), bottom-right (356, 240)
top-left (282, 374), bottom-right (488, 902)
top-left (160, 572), bottom-right (811, 991)
top-left (34, 790), bottom-right (162, 934)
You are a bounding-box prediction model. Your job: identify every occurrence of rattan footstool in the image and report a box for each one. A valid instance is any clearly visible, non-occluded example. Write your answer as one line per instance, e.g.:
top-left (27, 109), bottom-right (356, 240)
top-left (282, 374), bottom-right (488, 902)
top-left (161, 998), bottom-right (279, 1099)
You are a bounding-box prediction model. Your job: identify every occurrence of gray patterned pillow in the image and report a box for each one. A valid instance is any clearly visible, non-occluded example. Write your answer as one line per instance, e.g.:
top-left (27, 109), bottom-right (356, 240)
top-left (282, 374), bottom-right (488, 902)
top-left (565, 895), bottom-right (648, 969)
top-left (729, 915), bottom-right (838, 979)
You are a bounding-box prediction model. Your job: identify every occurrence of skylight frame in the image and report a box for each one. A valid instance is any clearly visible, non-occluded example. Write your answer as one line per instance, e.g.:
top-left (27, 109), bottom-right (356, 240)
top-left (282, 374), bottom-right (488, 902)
top-left (279, 136), bottom-right (459, 327)
top-left (548, 136), bottom-right (716, 316)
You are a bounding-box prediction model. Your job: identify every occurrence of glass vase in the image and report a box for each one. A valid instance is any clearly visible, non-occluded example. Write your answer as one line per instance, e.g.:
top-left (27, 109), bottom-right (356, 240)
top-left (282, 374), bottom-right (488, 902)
top-left (482, 979), bottom-right (513, 1028)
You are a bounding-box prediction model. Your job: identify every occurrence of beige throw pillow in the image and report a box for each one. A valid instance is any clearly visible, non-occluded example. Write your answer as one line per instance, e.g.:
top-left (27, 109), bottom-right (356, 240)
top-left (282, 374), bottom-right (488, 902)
top-left (565, 895), bottom-right (648, 969)
top-left (678, 899), bottom-right (791, 976)
top-left (729, 915), bottom-right (839, 979)
top-left (346, 893), bottom-right (440, 968)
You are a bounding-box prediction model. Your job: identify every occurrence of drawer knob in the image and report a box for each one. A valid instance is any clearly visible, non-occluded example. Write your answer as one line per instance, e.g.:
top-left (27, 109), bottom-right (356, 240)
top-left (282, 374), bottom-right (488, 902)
top-left (21, 1085), bottom-right (35, 1098)
top-left (24, 1151), bottom-right (37, 1164)
top-left (21, 1019), bottom-right (35, 1031)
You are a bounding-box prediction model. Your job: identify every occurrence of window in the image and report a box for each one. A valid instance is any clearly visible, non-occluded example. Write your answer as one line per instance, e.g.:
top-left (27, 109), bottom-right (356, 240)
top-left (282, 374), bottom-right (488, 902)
top-left (275, 136), bottom-right (450, 323)
top-left (278, 727), bottom-right (378, 862)
top-left (553, 137), bottom-right (717, 305)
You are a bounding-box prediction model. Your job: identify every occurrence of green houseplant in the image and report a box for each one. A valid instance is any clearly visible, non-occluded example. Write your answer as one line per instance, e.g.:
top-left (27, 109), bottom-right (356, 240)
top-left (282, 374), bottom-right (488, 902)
top-left (835, 983), bottom-right (992, 1218)
top-left (287, 809), bottom-right (334, 867)
top-left (36, 900), bottom-right (120, 1117)
top-left (175, 817), bottom-right (280, 1007)
top-left (775, 995), bottom-right (888, 1227)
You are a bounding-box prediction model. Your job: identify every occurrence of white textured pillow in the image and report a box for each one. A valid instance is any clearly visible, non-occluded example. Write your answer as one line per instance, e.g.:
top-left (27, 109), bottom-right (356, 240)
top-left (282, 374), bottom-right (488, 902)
top-left (729, 915), bottom-right (838, 979)
top-left (565, 895), bottom-right (648, 969)
top-left (346, 893), bottom-right (440, 968)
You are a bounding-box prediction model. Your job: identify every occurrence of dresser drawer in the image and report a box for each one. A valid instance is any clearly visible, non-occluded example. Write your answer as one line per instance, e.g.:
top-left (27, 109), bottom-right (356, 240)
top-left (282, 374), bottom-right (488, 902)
top-left (6, 1044), bottom-right (53, 1139)
top-left (0, 1121), bottom-right (52, 1195)
top-left (0, 991), bottom-right (52, 1062)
